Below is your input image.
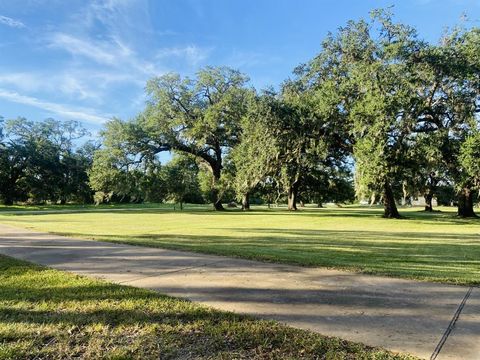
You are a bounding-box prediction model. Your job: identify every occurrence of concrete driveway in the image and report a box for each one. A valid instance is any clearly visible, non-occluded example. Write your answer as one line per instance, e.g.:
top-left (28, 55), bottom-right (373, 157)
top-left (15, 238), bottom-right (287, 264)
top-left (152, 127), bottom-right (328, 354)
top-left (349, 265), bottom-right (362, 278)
top-left (0, 224), bottom-right (478, 359)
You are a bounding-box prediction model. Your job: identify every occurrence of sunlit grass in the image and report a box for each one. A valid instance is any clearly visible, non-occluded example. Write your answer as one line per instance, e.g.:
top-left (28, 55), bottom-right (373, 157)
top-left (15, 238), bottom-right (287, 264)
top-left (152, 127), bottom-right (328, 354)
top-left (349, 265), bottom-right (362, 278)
top-left (1, 205), bottom-right (479, 285)
top-left (0, 202), bottom-right (208, 213)
top-left (0, 255), bottom-right (413, 359)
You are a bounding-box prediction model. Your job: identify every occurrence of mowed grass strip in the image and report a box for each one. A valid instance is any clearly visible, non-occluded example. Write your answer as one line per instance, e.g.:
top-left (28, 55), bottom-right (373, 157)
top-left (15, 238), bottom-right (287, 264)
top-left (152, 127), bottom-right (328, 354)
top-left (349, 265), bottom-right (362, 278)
top-left (0, 255), bottom-right (413, 360)
top-left (0, 205), bottom-right (479, 285)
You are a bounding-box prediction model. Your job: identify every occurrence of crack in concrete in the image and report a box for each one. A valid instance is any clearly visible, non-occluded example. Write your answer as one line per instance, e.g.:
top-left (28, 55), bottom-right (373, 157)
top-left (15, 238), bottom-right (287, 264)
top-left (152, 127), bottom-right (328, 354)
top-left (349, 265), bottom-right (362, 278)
top-left (430, 286), bottom-right (474, 360)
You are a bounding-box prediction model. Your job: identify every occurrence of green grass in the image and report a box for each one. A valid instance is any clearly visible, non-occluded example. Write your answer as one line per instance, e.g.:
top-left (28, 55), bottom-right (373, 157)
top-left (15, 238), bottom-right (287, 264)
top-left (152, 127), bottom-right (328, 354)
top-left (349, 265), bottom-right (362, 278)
top-left (0, 255), bottom-right (412, 359)
top-left (0, 202), bottom-right (208, 213)
top-left (0, 205), bottom-right (479, 285)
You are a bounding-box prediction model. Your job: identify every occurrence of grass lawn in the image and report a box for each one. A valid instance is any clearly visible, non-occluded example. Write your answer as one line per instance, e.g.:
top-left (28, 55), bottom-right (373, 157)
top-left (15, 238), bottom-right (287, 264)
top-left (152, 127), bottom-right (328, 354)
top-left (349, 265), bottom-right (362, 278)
top-left (0, 202), bottom-right (194, 213)
top-left (0, 205), bottom-right (479, 285)
top-left (0, 255), bottom-right (413, 360)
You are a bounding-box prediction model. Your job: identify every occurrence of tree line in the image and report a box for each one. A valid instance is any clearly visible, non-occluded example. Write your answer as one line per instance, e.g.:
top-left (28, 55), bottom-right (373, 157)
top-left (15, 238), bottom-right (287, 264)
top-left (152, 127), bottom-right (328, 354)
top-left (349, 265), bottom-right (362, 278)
top-left (1, 11), bottom-right (479, 218)
top-left (0, 118), bottom-right (95, 205)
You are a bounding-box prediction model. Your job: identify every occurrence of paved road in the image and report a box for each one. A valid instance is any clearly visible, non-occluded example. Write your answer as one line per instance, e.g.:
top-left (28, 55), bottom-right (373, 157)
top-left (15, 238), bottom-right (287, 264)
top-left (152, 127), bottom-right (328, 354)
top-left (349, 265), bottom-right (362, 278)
top-left (0, 224), bottom-right (478, 359)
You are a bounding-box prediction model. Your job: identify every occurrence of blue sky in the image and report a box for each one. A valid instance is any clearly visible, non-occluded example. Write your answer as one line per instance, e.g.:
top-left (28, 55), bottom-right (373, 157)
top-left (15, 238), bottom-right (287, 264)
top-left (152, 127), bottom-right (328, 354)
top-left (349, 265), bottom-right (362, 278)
top-left (0, 0), bottom-right (479, 133)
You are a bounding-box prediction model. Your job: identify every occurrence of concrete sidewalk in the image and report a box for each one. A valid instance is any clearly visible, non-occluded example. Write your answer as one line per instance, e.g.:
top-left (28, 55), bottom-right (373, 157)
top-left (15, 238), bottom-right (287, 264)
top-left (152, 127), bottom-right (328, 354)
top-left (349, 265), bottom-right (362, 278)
top-left (0, 224), bottom-right (478, 360)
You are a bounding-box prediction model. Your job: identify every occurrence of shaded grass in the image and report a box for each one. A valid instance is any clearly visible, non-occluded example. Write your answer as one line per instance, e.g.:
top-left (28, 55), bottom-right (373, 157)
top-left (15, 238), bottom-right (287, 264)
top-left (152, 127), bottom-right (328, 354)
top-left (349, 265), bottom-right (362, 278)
top-left (0, 205), bottom-right (479, 285)
top-left (0, 255), bottom-right (413, 360)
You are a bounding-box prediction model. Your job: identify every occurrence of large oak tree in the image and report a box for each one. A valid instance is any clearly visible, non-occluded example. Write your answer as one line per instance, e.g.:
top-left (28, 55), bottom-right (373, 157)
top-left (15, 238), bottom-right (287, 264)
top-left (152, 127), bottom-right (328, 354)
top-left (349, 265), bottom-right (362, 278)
top-left (139, 66), bottom-right (252, 210)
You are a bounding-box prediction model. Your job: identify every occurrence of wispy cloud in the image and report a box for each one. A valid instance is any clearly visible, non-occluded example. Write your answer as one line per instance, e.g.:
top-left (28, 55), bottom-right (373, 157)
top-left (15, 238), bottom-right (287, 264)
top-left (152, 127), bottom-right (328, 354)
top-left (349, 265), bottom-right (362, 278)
top-left (0, 0), bottom-right (212, 125)
top-left (41, 29), bottom-right (160, 105)
top-left (156, 46), bottom-right (212, 66)
top-left (0, 15), bottom-right (25, 28)
top-left (0, 89), bottom-right (110, 124)
top-left (46, 0), bottom-right (162, 78)
top-left (0, 73), bottom-right (45, 92)
top-left (0, 71), bottom-right (115, 102)
top-left (47, 32), bottom-right (163, 77)
top-left (6, 1), bottom-right (163, 121)
top-left (225, 50), bottom-right (281, 69)
top-left (48, 33), bottom-right (119, 66)
top-left (57, 74), bottom-right (101, 101)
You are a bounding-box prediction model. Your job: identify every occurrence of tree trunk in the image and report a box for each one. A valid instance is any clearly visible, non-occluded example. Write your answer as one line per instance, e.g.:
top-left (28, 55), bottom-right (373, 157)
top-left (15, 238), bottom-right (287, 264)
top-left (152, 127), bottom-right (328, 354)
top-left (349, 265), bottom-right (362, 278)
top-left (424, 193), bottom-right (433, 212)
top-left (424, 173), bottom-right (437, 212)
top-left (457, 187), bottom-right (477, 218)
top-left (241, 193), bottom-right (250, 211)
top-left (317, 202), bottom-right (323, 208)
top-left (287, 182), bottom-right (299, 211)
top-left (211, 167), bottom-right (225, 211)
top-left (213, 191), bottom-right (225, 210)
top-left (383, 182), bottom-right (401, 218)
top-left (402, 181), bottom-right (408, 206)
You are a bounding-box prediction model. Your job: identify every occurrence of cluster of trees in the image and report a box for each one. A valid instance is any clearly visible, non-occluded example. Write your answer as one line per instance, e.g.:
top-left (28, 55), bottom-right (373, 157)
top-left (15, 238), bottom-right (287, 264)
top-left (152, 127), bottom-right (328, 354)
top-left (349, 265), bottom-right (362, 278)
top-left (0, 118), bottom-right (95, 205)
top-left (89, 143), bottom-right (205, 207)
top-left (2, 11), bottom-right (479, 218)
top-left (88, 66), bottom-right (356, 211)
top-left (90, 11), bottom-right (479, 218)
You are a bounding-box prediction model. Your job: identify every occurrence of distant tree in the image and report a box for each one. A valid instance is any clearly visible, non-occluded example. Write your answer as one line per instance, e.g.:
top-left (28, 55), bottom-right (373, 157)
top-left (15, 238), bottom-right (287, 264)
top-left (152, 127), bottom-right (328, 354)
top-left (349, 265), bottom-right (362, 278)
top-left (0, 137), bottom-right (28, 205)
top-left (403, 133), bottom-right (445, 211)
top-left (0, 118), bottom-right (92, 205)
top-left (278, 84), bottom-right (325, 211)
top-left (231, 91), bottom-right (281, 210)
top-left (436, 184), bottom-right (457, 207)
top-left (163, 154), bottom-right (203, 209)
top-left (72, 141), bottom-right (100, 203)
top-left (302, 165), bottom-right (355, 207)
top-left (459, 132), bottom-right (480, 216)
top-left (89, 120), bottom-right (166, 203)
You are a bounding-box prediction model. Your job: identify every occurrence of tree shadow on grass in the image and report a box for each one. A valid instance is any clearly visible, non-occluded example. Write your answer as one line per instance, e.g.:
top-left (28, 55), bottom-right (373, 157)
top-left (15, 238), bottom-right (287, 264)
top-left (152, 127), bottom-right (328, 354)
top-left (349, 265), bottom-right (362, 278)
top-left (1, 259), bottom-right (476, 360)
top-left (0, 256), bottom-right (410, 360)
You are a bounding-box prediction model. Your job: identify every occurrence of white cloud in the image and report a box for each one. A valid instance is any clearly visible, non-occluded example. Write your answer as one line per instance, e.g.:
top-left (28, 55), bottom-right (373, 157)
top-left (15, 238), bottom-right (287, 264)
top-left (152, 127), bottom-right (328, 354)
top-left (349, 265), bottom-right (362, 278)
top-left (0, 15), bottom-right (25, 28)
top-left (0, 73), bottom-right (44, 92)
top-left (49, 33), bottom-right (118, 65)
top-left (0, 88), bottom-right (110, 124)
